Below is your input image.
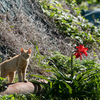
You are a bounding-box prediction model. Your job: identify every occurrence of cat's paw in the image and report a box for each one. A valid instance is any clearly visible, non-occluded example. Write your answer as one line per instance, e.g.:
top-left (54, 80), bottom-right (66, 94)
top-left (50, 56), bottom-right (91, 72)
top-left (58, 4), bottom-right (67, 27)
top-left (23, 79), bottom-right (28, 82)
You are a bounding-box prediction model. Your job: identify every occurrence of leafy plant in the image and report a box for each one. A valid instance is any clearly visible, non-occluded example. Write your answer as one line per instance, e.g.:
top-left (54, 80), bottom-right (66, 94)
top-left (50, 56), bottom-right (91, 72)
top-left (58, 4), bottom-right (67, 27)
top-left (0, 93), bottom-right (40, 100)
top-left (38, 52), bottom-right (100, 99)
top-left (0, 77), bottom-right (7, 92)
top-left (39, 0), bottom-right (100, 49)
top-left (0, 48), bottom-right (100, 99)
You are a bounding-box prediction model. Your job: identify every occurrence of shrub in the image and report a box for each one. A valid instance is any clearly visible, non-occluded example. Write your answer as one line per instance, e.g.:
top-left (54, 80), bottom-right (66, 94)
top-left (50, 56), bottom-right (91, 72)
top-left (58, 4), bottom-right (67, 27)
top-left (35, 52), bottom-right (100, 99)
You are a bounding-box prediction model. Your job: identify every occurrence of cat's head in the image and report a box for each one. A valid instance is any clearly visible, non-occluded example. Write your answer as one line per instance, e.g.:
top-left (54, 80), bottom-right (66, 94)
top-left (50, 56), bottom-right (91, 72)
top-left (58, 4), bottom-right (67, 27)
top-left (21, 48), bottom-right (31, 60)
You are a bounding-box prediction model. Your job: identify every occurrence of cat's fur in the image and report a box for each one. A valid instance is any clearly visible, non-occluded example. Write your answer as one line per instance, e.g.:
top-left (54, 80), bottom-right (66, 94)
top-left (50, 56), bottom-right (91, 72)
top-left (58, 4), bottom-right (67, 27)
top-left (0, 48), bottom-right (31, 83)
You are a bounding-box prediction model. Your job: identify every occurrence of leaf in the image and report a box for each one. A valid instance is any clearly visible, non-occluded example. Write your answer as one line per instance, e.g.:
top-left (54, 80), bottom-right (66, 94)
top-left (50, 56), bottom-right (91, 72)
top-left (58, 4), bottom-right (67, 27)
top-left (11, 26), bottom-right (14, 28)
top-left (31, 74), bottom-right (51, 82)
top-left (50, 12), bottom-right (55, 17)
top-left (61, 80), bottom-right (72, 94)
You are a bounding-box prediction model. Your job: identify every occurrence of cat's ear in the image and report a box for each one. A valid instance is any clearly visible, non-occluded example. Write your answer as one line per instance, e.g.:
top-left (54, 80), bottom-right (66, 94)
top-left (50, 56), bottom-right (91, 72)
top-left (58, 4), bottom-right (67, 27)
top-left (21, 48), bottom-right (24, 53)
top-left (28, 48), bottom-right (31, 54)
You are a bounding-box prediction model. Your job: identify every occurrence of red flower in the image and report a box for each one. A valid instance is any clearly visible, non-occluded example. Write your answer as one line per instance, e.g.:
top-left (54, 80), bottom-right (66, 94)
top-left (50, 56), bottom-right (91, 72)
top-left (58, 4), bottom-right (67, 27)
top-left (74, 44), bottom-right (88, 60)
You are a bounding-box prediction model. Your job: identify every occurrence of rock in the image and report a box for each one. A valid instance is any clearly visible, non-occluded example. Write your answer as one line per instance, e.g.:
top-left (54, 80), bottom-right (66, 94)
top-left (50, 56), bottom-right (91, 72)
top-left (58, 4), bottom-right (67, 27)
top-left (0, 80), bottom-right (47, 95)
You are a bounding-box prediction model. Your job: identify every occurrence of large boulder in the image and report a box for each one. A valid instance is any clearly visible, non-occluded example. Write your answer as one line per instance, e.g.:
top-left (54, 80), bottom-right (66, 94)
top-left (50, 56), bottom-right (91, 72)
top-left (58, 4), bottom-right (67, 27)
top-left (0, 80), bottom-right (47, 95)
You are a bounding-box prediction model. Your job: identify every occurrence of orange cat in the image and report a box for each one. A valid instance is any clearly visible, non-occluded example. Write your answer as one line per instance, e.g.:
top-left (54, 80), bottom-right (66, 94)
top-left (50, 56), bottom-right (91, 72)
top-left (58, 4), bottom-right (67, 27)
top-left (0, 48), bottom-right (31, 83)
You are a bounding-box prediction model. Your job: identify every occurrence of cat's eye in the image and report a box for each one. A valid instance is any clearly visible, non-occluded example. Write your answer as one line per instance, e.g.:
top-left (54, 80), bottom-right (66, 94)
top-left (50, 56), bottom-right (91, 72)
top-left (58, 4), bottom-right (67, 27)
top-left (23, 55), bottom-right (25, 57)
top-left (26, 55), bottom-right (29, 58)
top-left (23, 54), bottom-right (29, 59)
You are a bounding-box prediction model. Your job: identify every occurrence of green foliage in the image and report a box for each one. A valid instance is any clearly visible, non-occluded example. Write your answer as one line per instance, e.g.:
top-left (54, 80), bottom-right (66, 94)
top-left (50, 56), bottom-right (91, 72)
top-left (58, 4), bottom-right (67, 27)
top-left (0, 77), bottom-right (7, 92)
top-left (0, 77), bottom-right (5, 86)
top-left (78, 0), bottom-right (100, 10)
top-left (76, 0), bottom-right (100, 5)
top-left (43, 68), bottom-right (100, 99)
top-left (38, 52), bottom-right (100, 99)
top-left (32, 45), bottom-right (51, 72)
top-left (50, 51), bottom-right (100, 73)
top-left (50, 51), bottom-right (70, 73)
top-left (33, 45), bottom-right (47, 67)
top-left (39, 0), bottom-right (100, 48)
top-left (1, 0), bottom-right (100, 99)
top-left (20, 49), bottom-right (100, 99)
top-left (0, 50), bottom-right (100, 99)
top-left (0, 93), bottom-right (40, 100)
top-left (0, 20), bottom-right (2, 23)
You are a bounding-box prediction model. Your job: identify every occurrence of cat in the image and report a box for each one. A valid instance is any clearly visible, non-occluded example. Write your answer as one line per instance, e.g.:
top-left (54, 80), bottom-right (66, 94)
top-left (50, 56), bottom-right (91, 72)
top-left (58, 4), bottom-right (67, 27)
top-left (0, 48), bottom-right (31, 83)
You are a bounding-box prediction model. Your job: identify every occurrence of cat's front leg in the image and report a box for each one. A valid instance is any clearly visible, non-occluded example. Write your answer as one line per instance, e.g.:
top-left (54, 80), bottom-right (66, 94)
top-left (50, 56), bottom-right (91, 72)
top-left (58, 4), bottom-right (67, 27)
top-left (17, 67), bottom-right (22, 82)
top-left (22, 68), bottom-right (28, 82)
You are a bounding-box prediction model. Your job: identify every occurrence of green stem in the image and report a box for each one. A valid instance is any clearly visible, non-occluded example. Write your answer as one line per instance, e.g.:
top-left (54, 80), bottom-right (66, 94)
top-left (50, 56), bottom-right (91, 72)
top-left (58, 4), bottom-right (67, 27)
top-left (71, 54), bottom-right (73, 78)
